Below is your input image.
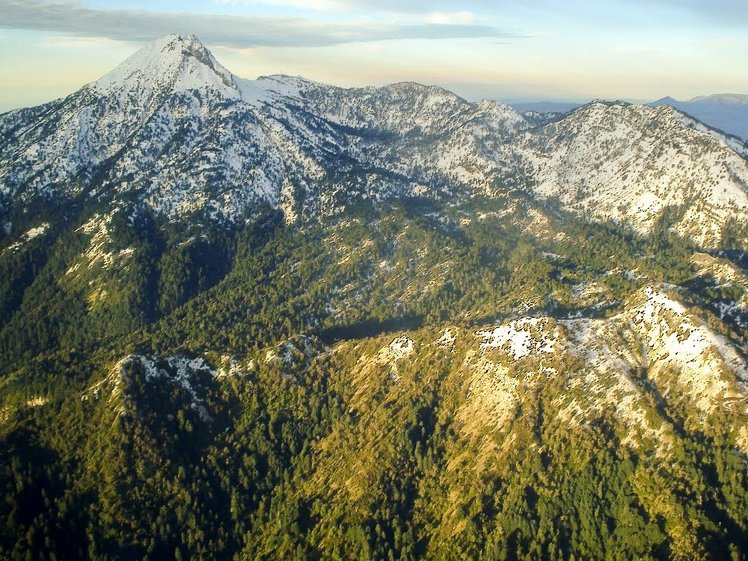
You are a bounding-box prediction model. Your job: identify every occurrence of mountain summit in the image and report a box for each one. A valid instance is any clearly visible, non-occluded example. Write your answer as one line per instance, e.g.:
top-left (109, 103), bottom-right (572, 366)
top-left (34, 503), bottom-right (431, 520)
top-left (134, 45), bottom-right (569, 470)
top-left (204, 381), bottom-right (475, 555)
top-left (650, 94), bottom-right (748, 141)
top-left (1, 34), bottom-right (748, 247)
top-left (92, 34), bottom-right (238, 98)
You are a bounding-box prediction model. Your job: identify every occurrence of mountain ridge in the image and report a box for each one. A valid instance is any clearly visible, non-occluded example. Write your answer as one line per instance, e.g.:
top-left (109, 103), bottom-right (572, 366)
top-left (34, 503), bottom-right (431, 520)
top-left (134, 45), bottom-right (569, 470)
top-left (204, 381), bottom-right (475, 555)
top-left (650, 94), bottom-right (748, 142)
top-left (1, 34), bottom-right (748, 248)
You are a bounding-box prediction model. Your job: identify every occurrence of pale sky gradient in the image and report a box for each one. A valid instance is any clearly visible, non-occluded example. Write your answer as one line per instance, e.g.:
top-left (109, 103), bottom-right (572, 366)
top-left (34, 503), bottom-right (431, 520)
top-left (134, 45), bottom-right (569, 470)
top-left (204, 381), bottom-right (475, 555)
top-left (0, 0), bottom-right (747, 112)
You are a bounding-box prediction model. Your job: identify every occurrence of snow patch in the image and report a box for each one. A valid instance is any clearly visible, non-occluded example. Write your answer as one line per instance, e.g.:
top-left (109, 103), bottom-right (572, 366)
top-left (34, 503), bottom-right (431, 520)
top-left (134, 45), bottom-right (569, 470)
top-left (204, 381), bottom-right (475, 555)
top-left (113, 354), bottom-right (217, 419)
top-left (435, 328), bottom-right (456, 349)
top-left (3, 222), bottom-right (49, 253)
top-left (387, 336), bottom-right (414, 359)
top-left (477, 317), bottom-right (557, 360)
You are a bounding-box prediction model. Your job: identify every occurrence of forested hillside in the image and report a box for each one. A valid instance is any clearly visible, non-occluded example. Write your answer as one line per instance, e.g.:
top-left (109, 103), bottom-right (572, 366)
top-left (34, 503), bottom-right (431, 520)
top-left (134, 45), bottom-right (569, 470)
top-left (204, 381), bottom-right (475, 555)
top-left (1, 192), bottom-right (747, 560)
top-left (1, 34), bottom-right (747, 561)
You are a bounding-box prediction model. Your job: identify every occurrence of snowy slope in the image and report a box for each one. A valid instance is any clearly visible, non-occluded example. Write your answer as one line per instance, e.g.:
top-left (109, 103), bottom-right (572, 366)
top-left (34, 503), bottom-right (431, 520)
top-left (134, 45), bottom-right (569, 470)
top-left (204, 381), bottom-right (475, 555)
top-left (514, 102), bottom-right (748, 246)
top-left (465, 284), bottom-right (748, 452)
top-left (1, 35), bottom-right (748, 247)
top-left (650, 94), bottom-right (748, 142)
top-left (0, 35), bottom-right (330, 220)
top-left (0, 35), bottom-right (530, 222)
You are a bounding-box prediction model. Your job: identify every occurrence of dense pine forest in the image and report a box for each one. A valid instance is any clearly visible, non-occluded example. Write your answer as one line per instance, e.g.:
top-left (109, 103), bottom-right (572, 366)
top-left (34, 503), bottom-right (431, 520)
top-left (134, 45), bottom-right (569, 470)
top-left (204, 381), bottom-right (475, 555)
top-left (1, 192), bottom-right (747, 561)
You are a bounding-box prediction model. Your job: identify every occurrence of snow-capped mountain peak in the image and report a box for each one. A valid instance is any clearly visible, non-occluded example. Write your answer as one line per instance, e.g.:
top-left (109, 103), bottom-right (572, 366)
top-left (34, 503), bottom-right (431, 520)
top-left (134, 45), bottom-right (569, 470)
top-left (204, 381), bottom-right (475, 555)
top-left (91, 33), bottom-right (238, 99)
top-left (2, 34), bottom-right (748, 248)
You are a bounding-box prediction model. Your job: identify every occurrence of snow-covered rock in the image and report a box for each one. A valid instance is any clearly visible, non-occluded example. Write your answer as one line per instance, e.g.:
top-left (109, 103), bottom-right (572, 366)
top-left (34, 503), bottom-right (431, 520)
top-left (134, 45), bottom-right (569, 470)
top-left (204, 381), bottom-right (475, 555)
top-left (514, 102), bottom-right (748, 246)
top-left (459, 285), bottom-right (747, 451)
top-left (2, 35), bottom-right (747, 248)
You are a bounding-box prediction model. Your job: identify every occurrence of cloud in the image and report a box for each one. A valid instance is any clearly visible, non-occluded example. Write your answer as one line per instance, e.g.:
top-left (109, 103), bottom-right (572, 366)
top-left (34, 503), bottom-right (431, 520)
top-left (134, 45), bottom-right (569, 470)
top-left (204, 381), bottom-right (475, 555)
top-left (214, 0), bottom-right (346, 10)
top-left (213, 0), bottom-right (490, 13)
top-left (219, 0), bottom-right (748, 26)
top-left (0, 0), bottom-right (517, 47)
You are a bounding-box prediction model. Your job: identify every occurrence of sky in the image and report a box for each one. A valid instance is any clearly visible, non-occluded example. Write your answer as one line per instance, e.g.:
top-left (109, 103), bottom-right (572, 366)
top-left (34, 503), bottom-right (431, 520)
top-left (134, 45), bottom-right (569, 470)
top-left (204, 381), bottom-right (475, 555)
top-left (0, 0), bottom-right (747, 112)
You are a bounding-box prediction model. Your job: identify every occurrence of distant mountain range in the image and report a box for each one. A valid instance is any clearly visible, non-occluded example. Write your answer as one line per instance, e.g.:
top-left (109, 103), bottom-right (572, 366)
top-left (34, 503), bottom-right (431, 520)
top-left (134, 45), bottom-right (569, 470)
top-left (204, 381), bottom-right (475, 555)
top-left (512, 94), bottom-right (748, 142)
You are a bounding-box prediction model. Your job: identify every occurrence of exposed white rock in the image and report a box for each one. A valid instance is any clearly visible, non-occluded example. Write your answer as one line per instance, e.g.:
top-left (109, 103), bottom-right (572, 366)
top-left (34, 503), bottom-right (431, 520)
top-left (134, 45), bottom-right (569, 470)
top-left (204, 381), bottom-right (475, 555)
top-left (435, 329), bottom-right (456, 349)
top-left (68, 213), bottom-right (134, 273)
top-left (477, 317), bottom-right (557, 360)
top-left (385, 336), bottom-right (415, 360)
top-left (112, 354), bottom-right (217, 419)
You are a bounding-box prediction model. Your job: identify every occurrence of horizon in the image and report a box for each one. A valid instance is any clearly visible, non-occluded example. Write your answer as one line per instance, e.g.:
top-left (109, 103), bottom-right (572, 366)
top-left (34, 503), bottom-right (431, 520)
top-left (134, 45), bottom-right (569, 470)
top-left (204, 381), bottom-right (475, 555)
top-left (1, 0), bottom-right (747, 112)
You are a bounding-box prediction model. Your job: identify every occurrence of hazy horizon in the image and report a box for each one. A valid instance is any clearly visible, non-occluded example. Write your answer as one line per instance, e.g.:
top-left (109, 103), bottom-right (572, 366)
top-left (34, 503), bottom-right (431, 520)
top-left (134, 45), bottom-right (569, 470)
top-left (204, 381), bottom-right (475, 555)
top-left (1, 0), bottom-right (747, 112)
